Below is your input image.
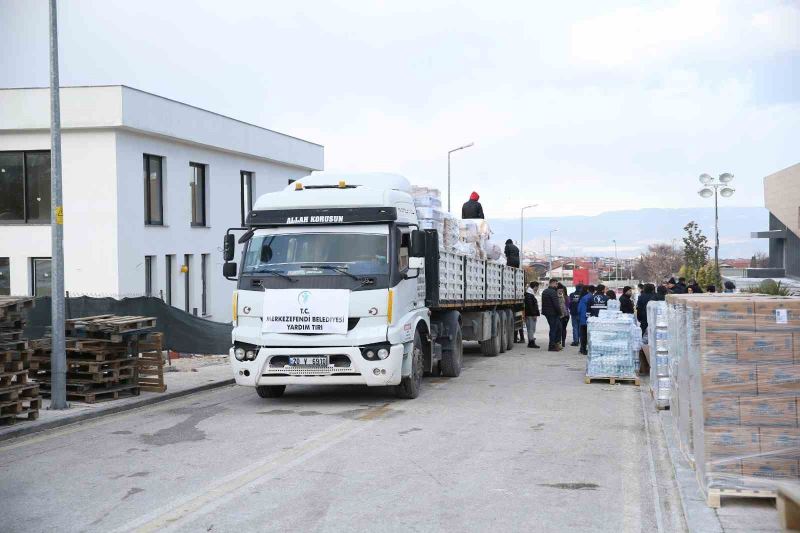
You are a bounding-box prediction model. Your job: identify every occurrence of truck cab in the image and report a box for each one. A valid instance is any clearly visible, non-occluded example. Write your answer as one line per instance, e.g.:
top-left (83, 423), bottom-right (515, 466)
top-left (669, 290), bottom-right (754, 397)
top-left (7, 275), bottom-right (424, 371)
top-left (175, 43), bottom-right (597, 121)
top-left (223, 173), bottom-right (431, 399)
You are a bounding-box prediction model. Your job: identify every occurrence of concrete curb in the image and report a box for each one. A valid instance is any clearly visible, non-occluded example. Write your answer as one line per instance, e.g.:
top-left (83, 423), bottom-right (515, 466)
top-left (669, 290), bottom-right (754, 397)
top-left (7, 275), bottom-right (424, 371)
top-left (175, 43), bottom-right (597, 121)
top-left (0, 378), bottom-right (235, 443)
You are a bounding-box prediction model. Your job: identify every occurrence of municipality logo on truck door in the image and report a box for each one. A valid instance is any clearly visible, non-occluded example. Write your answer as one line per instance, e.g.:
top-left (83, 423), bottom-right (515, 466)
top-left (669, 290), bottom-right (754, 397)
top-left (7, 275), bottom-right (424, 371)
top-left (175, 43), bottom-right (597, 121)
top-left (262, 289), bottom-right (349, 334)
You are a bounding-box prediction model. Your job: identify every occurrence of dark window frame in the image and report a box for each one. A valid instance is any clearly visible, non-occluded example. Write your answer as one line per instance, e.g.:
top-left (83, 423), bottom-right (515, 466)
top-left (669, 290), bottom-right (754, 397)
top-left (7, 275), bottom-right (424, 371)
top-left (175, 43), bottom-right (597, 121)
top-left (0, 257), bottom-right (9, 296)
top-left (0, 150), bottom-right (51, 224)
top-left (201, 253), bottom-right (209, 316)
top-left (190, 162), bottom-right (207, 227)
top-left (241, 171), bottom-right (254, 226)
top-left (143, 154), bottom-right (164, 226)
top-left (31, 257), bottom-right (52, 297)
top-left (144, 256), bottom-right (154, 297)
top-left (165, 254), bottom-right (173, 305)
top-left (184, 253), bottom-right (191, 312)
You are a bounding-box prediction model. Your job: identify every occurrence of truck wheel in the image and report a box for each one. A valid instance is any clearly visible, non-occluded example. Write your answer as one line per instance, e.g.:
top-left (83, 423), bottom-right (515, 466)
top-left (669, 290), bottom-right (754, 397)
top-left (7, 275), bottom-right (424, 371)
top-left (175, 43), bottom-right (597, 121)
top-left (505, 310), bottom-right (514, 351)
top-left (440, 324), bottom-right (463, 377)
top-left (256, 385), bottom-right (286, 398)
top-left (498, 312), bottom-right (507, 354)
top-left (396, 330), bottom-right (423, 399)
top-left (480, 312), bottom-right (501, 357)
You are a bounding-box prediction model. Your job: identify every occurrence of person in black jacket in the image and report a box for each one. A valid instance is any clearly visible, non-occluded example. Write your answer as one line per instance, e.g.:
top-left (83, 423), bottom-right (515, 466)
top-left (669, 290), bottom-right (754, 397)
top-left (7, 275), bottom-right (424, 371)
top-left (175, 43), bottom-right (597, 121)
top-left (524, 281), bottom-right (541, 349)
top-left (461, 191), bottom-right (485, 219)
top-left (540, 278), bottom-right (563, 351)
top-left (619, 286), bottom-right (634, 314)
top-left (636, 283), bottom-right (656, 336)
top-left (504, 239), bottom-right (520, 268)
top-left (589, 284), bottom-right (608, 317)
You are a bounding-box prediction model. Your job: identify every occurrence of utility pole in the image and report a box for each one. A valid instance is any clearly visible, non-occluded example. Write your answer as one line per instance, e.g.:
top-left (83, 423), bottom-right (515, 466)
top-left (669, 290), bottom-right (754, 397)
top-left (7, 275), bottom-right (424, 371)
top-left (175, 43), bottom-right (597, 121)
top-left (520, 204), bottom-right (537, 268)
top-left (613, 239), bottom-right (619, 281)
top-left (446, 142), bottom-right (473, 213)
top-left (49, 0), bottom-right (67, 409)
top-left (548, 229), bottom-right (558, 278)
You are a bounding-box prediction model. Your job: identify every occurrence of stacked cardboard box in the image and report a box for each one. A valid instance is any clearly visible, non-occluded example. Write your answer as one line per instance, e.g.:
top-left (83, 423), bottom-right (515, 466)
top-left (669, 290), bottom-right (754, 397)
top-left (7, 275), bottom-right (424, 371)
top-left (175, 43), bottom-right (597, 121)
top-left (686, 295), bottom-right (800, 506)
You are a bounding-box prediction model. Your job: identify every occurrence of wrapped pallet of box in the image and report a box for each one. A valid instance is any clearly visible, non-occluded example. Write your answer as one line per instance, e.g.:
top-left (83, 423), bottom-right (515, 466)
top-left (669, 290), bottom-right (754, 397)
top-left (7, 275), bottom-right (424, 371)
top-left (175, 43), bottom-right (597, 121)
top-left (667, 293), bottom-right (699, 466)
top-left (647, 300), bottom-right (670, 409)
top-left (688, 294), bottom-right (800, 508)
top-left (585, 309), bottom-right (640, 385)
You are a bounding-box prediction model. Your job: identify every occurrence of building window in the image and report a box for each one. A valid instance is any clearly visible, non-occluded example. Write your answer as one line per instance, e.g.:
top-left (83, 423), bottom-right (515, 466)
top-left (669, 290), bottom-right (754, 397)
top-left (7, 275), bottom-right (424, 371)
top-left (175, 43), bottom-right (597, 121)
top-left (32, 257), bottom-right (51, 297)
top-left (184, 254), bottom-right (192, 313)
top-left (287, 179), bottom-right (296, 186)
top-left (0, 258), bottom-right (9, 295)
top-left (201, 253), bottom-right (209, 316)
top-left (143, 154), bottom-right (163, 225)
top-left (0, 151), bottom-right (51, 223)
top-left (144, 256), bottom-right (155, 297)
top-left (165, 254), bottom-right (173, 305)
top-left (241, 171), bottom-right (254, 226)
top-left (190, 163), bottom-right (206, 227)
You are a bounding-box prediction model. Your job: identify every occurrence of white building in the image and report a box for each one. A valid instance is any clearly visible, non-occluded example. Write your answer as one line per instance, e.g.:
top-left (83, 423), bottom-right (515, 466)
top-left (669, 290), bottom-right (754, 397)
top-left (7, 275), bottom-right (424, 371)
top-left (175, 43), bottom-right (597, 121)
top-left (0, 85), bottom-right (323, 321)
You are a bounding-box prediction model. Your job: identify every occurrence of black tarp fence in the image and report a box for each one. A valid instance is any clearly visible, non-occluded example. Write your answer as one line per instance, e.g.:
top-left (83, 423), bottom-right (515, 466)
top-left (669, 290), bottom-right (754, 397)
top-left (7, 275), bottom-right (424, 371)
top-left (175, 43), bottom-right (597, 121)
top-left (24, 296), bottom-right (232, 354)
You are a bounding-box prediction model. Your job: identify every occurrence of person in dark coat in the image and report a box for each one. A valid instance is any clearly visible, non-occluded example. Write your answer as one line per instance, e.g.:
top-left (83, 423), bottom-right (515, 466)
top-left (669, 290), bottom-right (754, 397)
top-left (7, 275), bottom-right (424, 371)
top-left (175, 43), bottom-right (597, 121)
top-left (540, 278), bottom-right (563, 351)
top-left (578, 285), bottom-right (595, 355)
top-left (461, 191), bottom-right (485, 219)
top-left (589, 284), bottom-right (608, 317)
top-left (619, 286), bottom-right (634, 314)
top-left (655, 285), bottom-right (669, 301)
top-left (524, 282), bottom-right (541, 349)
top-left (504, 239), bottom-right (520, 268)
top-left (636, 283), bottom-right (656, 336)
top-left (568, 284), bottom-right (583, 346)
top-left (675, 277), bottom-right (688, 294)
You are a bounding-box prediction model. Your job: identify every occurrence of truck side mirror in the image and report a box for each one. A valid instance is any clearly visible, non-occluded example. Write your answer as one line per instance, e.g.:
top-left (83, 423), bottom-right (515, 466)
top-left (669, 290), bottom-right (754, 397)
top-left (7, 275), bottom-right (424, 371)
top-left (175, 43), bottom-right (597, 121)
top-left (223, 234), bottom-right (236, 261)
top-left (411, 229), bottom-right (426, 258)
top-left (223, 262), bottom-right (237, 278)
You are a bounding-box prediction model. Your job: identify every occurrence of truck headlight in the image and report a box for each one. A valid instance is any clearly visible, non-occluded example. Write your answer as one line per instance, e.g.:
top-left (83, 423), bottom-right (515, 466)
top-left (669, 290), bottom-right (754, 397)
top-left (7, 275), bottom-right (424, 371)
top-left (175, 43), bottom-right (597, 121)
top-left (360, 344), bottom-right (392, 361)
top-left (245, 350), bottom-right (257, 361)
top-left (234, 347), bottom-right (246, 361)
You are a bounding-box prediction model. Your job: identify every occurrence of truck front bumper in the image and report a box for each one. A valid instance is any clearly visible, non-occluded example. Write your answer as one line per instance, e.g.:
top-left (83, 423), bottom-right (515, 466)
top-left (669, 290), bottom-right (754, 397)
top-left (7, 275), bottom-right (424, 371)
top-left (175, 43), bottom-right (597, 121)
top-left (230, 344), bottom-right (405, 387)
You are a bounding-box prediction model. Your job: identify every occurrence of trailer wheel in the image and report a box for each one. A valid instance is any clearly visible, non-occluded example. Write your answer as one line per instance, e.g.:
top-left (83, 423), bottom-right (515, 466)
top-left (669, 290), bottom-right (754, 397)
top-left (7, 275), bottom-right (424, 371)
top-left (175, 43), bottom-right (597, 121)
top-left (505, 309), bottom-right (514, 351)
top-left (498, 312), bottom-right (507, 354)
top-left (256, 385), bottom-right (286, 398)
top-left (480, 312), bottom-right (501, 357)
top-left (440, 323), bottom-right (463, 377)
top-left (396, 329), bottom-right (423, 399)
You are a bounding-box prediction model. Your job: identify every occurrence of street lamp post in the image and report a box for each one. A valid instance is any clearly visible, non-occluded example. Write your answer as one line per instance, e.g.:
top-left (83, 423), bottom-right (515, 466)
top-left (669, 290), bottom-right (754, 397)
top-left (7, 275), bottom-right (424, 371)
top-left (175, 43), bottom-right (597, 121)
top-left (613, 239), bottom-right (618, 281)
top-left (548, 229), bottom-right (558, 277)
top-left (520, 204), bottom-right (538, 267)
top-left (447, 142), bottom-right (474, 213)
top-left (698, 173), bottom-right (736, 282)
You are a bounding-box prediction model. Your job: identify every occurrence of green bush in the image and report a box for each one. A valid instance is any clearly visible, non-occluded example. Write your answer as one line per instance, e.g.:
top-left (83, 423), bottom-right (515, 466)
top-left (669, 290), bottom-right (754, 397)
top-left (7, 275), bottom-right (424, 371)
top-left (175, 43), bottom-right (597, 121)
top-left (742, 279), bottom-right (792, 296)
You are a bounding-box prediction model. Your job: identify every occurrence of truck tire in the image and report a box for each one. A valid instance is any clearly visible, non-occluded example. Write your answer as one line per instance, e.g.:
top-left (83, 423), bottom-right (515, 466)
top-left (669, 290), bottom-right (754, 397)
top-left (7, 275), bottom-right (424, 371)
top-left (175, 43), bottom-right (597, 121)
top-left (256, 385), bottom-right (286, 398)
top-left (498, 312), bottom-right (507, 354)
top-left (396, 330), bottom-right (423, 399)
top-left (505, 309), bottom-right (514, 351)
top-left (480, 312), bottom-right (501, 357)
top-left (440, 323), bottom-right (463, 377)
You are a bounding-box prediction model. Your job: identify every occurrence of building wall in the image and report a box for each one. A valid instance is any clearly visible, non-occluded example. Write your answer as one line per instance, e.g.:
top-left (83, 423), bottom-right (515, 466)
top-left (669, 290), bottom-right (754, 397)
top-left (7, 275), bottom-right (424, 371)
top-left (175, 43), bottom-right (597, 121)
top-left (0, 129), bottom-right (120, 296)
top-left (764, 163), bottom-right (800, 279)
top-left (114, 129), bottom-right (310, 320)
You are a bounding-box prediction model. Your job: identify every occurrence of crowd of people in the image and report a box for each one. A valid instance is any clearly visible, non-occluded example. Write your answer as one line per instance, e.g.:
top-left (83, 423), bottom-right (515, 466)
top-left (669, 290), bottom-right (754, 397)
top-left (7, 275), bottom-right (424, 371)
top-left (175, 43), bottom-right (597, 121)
top-left (516, 276), bottom-right (737, 354)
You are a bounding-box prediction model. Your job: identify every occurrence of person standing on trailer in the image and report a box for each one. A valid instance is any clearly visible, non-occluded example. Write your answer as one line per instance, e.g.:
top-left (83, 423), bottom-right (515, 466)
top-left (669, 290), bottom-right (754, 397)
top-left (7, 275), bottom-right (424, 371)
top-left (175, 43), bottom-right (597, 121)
top-left (461, 191), bottom-right (485, 219)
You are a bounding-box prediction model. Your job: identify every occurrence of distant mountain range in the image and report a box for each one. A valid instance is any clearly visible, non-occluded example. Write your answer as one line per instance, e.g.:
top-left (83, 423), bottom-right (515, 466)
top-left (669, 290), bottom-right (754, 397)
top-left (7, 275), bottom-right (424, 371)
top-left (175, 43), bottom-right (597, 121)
top-left (488, 207), bottom-right (768, 259)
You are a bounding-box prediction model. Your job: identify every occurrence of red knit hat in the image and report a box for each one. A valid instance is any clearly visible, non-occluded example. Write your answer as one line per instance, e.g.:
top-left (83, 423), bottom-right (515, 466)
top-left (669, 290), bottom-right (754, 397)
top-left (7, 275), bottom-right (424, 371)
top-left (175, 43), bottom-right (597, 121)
top-left (470, 191), bottom-right (479, 201)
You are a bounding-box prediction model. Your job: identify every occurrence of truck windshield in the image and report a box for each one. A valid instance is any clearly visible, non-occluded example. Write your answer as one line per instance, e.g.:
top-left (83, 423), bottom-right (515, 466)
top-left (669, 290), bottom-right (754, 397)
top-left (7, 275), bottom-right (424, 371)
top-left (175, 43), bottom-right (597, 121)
top-left (242, 233), bottom-right (389, 276)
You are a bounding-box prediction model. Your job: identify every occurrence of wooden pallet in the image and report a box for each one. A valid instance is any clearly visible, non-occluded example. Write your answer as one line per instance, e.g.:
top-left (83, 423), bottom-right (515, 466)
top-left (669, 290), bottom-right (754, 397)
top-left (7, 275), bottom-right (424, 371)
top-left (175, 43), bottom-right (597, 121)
top-left (53, 383), bottom-right (140, 404)
top-left (0, 297), bottom-right (35, 319)
top-left (0, 404), bottom-right (40, 425)
top-left (0, 384), bottom-right (40, 403)
top-left (585, 375), bottom-right (640, 386)
top-left (777, 483), bottom-right (800, 532)
top-left (66, 315), bottom-right (157, 335)
top-left (0, 369), bottom-right (30, 388)
top-left (706, 487), bottom-right (777, 508)
top-left (29, 357), bottom-right (137, 373)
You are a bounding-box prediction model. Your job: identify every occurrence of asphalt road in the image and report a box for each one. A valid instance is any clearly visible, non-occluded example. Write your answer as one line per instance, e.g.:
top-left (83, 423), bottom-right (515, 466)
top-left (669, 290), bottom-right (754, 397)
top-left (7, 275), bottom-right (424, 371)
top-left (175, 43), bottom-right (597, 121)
top-left (0, 336), bottom-right (686, 533)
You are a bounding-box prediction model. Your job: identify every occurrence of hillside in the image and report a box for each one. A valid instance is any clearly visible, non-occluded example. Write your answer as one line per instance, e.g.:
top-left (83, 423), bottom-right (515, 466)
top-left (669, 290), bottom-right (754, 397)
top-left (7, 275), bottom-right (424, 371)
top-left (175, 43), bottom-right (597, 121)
top-left (487, 207), bottom-right (768, 259)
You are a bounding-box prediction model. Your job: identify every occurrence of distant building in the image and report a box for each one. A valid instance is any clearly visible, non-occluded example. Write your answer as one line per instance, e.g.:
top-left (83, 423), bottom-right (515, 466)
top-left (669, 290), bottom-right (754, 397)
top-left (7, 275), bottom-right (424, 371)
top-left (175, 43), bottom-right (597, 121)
top-left (0, 86), bottom-right (324, 319)
top-left (751, 163), bottom-right (800, 279)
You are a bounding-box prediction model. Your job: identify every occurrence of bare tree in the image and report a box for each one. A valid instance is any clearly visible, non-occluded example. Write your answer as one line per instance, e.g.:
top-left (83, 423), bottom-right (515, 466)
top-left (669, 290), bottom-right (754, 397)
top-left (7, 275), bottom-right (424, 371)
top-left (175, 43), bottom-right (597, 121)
top-left (633, 243), bottom-right (683, 283)
top-left (750, 251), bottom-right (768, 268)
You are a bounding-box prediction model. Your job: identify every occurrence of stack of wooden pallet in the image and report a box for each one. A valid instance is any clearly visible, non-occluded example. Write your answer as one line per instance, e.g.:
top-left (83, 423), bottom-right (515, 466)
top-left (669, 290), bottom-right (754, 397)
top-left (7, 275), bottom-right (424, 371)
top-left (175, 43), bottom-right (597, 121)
top-left (136, 332), bottom-right (167, 393)
top-left (29, 314), bottom-right (157, 404)
top-left (0, 297), bottom-right (41, 425)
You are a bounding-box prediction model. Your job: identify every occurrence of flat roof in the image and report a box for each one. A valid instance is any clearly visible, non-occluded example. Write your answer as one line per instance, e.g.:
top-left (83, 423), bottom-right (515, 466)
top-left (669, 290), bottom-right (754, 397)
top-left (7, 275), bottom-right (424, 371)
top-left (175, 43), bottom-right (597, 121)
top-left (0, 85), bottom-right (324, 170)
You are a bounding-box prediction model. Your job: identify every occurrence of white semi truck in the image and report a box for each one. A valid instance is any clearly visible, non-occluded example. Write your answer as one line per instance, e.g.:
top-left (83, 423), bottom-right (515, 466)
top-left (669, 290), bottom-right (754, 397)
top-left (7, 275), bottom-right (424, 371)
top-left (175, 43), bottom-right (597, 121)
top-left (222, 173), bottom-right (524, 399)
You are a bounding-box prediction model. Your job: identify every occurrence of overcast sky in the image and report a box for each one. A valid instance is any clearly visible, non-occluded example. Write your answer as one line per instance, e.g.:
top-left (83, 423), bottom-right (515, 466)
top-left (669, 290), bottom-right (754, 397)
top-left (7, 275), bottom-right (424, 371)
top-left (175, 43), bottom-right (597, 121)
top-left (1, 0), bottom-right (798, 219)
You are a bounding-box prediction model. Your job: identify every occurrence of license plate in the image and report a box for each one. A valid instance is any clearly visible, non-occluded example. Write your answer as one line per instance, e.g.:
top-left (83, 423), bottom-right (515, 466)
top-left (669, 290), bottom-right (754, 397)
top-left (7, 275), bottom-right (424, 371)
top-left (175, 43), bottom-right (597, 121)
top-left (288, 356), bottom-right (329, 367)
